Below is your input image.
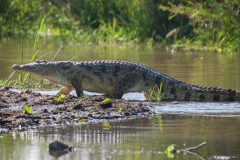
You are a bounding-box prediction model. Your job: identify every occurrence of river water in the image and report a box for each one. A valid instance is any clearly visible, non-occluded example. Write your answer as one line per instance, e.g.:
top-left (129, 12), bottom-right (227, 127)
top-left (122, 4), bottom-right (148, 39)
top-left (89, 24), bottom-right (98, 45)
top-left (0, 39), bottom-right (240, 159)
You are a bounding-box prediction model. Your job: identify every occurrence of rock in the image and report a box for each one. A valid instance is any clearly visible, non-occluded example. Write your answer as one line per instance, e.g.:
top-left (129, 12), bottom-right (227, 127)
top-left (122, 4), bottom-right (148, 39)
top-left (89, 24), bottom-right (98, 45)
top-left (49, 140), bottom-right (73, 151)
top-left (48, 140), bottom-right (74, 158)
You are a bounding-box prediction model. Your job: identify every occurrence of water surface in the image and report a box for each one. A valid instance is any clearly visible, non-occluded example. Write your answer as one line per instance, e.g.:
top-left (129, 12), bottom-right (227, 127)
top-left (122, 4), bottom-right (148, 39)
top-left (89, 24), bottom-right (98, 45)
top-left (1, 39), bottom-right (240, 160)
top-left (1, 115), bottom-right (240, 160)
top-left (1, 39), bottom-right (240, 90)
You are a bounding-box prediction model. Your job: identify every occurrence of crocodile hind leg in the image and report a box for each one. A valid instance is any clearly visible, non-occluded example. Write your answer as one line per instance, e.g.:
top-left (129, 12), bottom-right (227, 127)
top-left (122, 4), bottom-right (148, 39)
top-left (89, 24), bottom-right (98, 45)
top-left (111, 72), bottom-right (140, 99)
top-left (70, 76), bottom-right (83, 97)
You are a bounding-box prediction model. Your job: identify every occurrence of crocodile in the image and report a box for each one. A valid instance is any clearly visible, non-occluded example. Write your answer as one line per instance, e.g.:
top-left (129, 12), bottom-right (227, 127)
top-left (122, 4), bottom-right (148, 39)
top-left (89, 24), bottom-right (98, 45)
top-left (12, 60), bottom-right (240, 101)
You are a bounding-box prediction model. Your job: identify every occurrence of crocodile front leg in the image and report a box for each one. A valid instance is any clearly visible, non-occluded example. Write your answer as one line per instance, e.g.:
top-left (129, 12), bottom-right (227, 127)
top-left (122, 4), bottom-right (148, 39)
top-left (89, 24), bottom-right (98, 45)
top-left (57, 86), bottom-right (74, 95)
top-left (70, 76), bottom-right (83, 97)
top-left (111, 72), bottom-right (140, 99)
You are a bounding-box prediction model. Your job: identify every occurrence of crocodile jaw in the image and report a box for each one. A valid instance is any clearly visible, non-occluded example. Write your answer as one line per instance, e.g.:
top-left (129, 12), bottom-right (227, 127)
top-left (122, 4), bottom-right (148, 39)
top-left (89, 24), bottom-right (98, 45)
top-left (12, 62), bottom-right (71, 86)
top-left (12, 63), bottom-right (43, 74)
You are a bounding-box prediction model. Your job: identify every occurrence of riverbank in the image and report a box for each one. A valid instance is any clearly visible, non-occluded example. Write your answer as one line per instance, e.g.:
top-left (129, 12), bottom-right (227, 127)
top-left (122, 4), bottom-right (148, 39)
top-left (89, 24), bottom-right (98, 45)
top-left (0, 86), bottom-right (151, 133)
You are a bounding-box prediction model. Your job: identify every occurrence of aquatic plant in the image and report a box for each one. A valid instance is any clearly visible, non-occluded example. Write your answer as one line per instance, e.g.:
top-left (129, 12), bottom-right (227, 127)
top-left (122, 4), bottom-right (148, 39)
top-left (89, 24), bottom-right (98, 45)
top-left (148, 82), bottom-right (162, 106)
top-left (165, 145), bottom-right (176, 158)
top-left (165, 142), bottom-right (207, 159)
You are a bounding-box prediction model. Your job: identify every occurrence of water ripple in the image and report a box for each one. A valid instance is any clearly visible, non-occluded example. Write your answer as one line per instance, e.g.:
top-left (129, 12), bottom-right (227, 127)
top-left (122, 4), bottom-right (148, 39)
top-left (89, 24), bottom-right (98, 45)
top-left (152, 102), bottom-right (240, 117)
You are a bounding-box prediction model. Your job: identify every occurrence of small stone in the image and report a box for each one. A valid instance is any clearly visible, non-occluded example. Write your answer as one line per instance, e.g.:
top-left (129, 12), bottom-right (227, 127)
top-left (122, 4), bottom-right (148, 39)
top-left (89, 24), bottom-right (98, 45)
top-left (43, 108), bottom-right (49, 113)
top-left (142, 106), bottom-right (150, 112)
top-left (49, 140), bottom-right (70, 151)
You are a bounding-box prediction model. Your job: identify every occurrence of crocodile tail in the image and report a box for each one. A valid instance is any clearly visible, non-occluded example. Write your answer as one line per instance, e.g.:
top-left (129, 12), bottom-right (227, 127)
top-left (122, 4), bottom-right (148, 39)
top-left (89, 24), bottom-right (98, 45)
top-left (159, 79), bottom-right (240, 102)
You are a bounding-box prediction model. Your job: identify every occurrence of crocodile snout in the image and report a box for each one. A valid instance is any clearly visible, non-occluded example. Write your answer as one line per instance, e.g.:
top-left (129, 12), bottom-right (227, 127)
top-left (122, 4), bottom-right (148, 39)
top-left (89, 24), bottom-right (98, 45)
top-left (12, 64), bottom-right (21, 70)
top-left (12, 64), bottom-right (19, 70)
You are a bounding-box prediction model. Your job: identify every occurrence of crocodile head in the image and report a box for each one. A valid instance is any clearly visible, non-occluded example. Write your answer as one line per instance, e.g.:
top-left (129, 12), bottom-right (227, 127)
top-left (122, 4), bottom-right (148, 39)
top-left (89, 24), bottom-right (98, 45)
top-left (12, 60), bottom-right (72, 86)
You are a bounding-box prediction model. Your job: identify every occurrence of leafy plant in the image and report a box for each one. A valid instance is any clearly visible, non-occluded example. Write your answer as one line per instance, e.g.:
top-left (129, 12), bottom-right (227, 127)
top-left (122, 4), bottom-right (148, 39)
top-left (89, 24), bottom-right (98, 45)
top-left (164, 142), bottom-right (207, 159)
top-left (165, 145), bottom-right (176, 158)
top-left (101, 98), bottom-right (111, 105)
top-left (23, 105), bottom-right (33, 115)
top-left (50, 94), bottom-right (65, 104)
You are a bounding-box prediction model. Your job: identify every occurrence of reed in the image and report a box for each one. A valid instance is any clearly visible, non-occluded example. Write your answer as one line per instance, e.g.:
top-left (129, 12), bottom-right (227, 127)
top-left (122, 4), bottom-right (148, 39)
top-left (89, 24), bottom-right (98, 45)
top-left (148, 82), bottom-right (162, 106)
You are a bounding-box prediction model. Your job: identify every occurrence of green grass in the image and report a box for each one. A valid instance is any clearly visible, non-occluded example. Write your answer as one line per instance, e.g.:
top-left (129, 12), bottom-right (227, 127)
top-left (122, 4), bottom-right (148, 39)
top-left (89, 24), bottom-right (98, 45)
top-left (2, 14), bottom-right (60, 89)
top-left (148, 82), bottom-right (162, 106)
top-left (50, 94), bottom-right (65, 104)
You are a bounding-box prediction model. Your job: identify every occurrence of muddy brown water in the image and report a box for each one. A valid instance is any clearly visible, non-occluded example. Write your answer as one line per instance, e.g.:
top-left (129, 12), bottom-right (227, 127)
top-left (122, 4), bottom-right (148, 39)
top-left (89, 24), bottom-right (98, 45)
top-left (0, 39), bottom-right (240, 159)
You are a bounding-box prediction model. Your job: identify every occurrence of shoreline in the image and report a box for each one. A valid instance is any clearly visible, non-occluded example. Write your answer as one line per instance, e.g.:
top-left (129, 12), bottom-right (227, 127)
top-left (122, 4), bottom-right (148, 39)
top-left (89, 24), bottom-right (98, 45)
top-left (0, 86), bottom-right (151, 133)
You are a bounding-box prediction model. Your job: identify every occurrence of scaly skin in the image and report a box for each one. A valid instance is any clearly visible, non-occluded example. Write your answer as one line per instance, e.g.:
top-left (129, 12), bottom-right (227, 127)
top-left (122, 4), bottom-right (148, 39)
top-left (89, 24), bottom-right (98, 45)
top-left (12, 60), bottom-right (240, 101)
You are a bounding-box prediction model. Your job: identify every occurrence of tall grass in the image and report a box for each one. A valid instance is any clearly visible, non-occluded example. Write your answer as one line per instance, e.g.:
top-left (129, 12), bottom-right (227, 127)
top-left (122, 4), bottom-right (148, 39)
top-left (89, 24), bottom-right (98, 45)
top-left (0, 0), bottom-right (239, 52)
top-left (148, 82), bottom-right (162, 106)
top-left (22, 14), bottom-right (46, 85)
top-left (4, 14), bottom-right (55, 88)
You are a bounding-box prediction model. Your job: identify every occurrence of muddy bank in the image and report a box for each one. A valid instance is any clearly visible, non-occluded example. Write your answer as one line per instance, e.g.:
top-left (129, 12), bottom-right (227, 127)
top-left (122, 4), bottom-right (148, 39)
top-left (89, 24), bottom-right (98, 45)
top-left (0, 87), bottom-right (151, 132)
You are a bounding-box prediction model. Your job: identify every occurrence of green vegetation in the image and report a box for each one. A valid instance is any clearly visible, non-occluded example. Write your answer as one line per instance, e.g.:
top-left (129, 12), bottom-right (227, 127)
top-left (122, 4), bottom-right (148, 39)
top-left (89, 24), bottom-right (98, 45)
top-left (149, 82), bottom-right (162, 106)
top-left (159, 1), bottom-right (240, 52)
top-left (102, 121), bottom-right (110, 130)
top-left (23, 105), bottom-right (33, 115)
top-left (0, 0), bottom-right (239, 52)
top-left (3, 14), bottom-right (60, 88)
top-left (50, 94), bottom-right (65, 104)
top-left (101, 98), bottom-right (111, 105)
top-left (165, 145), bottom-right (176, 158)
top-left (164, 142), bottom-right (207, 158)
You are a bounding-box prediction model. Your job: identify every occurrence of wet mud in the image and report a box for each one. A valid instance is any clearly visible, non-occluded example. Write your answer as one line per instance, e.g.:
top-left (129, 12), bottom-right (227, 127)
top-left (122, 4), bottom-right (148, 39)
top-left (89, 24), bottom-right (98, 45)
top-left (0, 86), bottom-right (151, 132)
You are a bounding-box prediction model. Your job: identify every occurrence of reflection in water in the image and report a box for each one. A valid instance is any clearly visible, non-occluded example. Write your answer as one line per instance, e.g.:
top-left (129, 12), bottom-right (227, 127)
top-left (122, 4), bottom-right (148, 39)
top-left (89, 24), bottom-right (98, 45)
top-left (1, 40), bottom-right (240, 160)
top-left (49, 150), bottom-right (69, 159)
top-left (1, 116), bottom-right (240, 160)
top-left (153, 101), bottom-right (240, 117)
